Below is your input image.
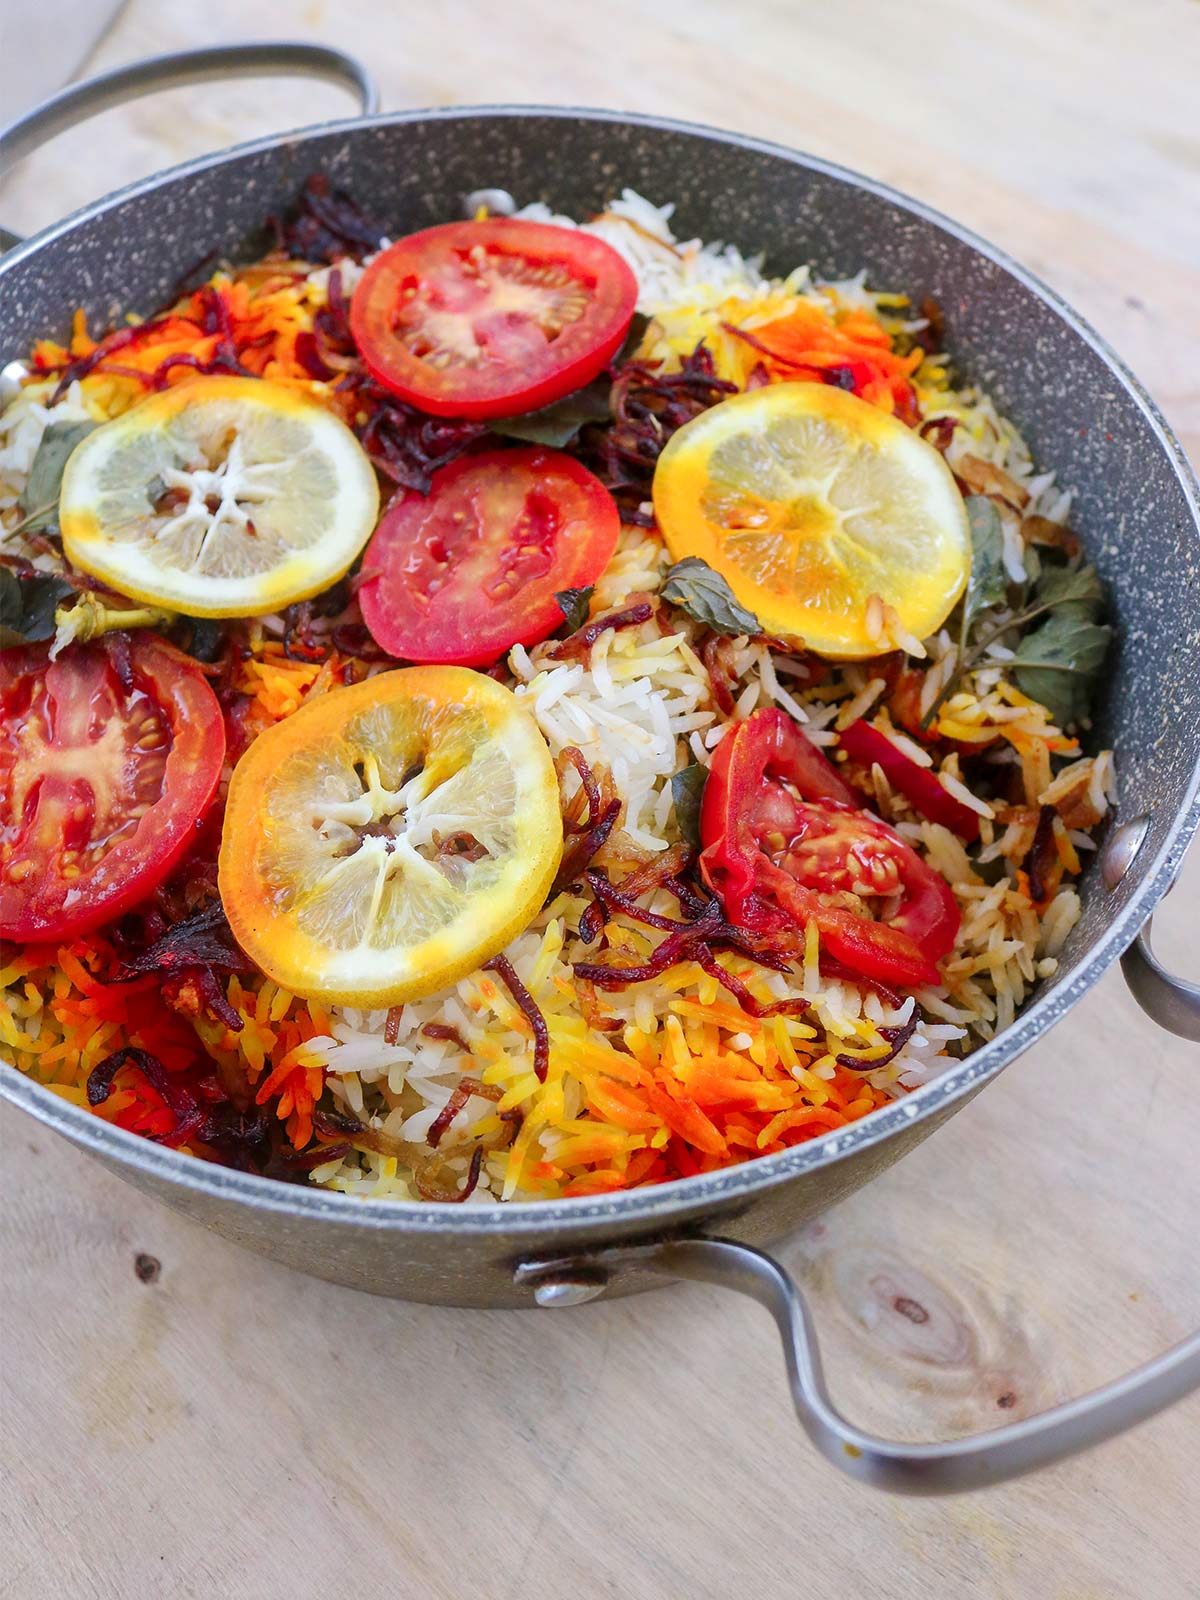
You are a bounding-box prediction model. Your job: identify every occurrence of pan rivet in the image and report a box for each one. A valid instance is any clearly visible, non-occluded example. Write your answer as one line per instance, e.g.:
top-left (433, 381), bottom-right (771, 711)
top-left (514, 1259), bottom-right (609, 1306)
top-left (1101, 814), bottom-right (1151, 890)
top-left (532, 1276), bottom-right (607, 1308)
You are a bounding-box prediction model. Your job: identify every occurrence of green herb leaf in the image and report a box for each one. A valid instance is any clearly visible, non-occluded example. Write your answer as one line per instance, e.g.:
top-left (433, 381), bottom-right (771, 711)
top-left (488, 379), bottom-right (612, 448)
top-left (671, 763), bottom-right (709, 849)
top-left (919, 497), bottom-right (1010, 727)
top-left (661, 557), bottom-right (760, 636)
top-left (16, 419), bottom-right (97, 532)
top-left (614, 310), bottom-right (652, 365)
top-left (0, 567), bottom-right (75, 649)
top-left (925, 522), bottom-right (1112, 731)
top-left (1013, 609), bottom-right (1113, 726)
top-left (181, 616), bottom-right (227, 663)
top-left (1022, 543), bottom-right (1042, 590)
top-left (555, 586), bottom-right (594, 633)
top-left (1032, 562), bottom-right (1105, 611)
top-left (961, 495), bottom-right (1008, 636)
top-left (1012, 562), bottom-right (1109, 724)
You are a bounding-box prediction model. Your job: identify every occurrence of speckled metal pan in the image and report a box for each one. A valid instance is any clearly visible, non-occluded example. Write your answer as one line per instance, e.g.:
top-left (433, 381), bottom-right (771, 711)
top-left (1, 51), bottom-right (1198, 1492)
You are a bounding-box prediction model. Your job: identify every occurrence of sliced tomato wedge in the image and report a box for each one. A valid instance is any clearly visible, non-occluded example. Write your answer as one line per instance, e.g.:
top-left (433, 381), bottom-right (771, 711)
top-left (699, 707), bottom-right (861, 915)
top-left (698, 707), bottom-right (959, 989)
top-left (359, 447), bottom-right (621, 667)
top-left (0, 637), bottom-right (226, 941)
top-left (350, 218), bottom-right (638, 419)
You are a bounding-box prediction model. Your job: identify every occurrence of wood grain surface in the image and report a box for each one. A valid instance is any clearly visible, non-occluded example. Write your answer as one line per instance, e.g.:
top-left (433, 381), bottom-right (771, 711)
top-left (2, 4), bottom-right (1199, 1596)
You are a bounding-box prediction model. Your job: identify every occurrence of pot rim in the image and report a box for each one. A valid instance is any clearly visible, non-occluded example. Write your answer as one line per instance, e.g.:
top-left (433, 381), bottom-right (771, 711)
top-left (3, 102), bottom-right (1199, 1234)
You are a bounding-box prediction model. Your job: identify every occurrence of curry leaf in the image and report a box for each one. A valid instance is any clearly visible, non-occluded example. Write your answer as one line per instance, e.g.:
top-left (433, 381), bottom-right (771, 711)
top-left (1013, 609), bottom-right (1112, 726)
top-left (489, 379), bottom-right (612, 448)
top-left (0, 567), bottom-right (75, 649)
top-left (661, 557), bottom-right (760, 636)
top-left (16, 419), bottom-right (97, 532)
top-left (961, 495), bottom-right (1008, 638)
top-left (555, 586), bottom-right (594, 633)
top-left (671, 763), bottom-right (709, 849)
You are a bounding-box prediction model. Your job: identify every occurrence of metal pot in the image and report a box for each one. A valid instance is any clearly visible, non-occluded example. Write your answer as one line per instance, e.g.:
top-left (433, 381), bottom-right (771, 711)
top-left (2, 44), bottom-right (1198, 1494)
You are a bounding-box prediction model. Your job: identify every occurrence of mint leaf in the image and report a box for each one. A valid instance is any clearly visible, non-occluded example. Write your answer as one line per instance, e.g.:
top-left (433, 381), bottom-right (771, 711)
top-left (0, 567), bottom-right (74, 649)
top-left (489, 380), bottom-right (611, 448)
top-left (662, 557), bottom-right (760, 636)
top-left (961, 495), bottom-right (1008, 637)
top-left (1033, 562), bottom-right (1104, 610)
top-left (555, 586), bottom-right (594, 633)
top-left (1014, 608), bottom-right (1112, 726)
top-left (671, 763), bottom-right (709, 848)
top-left (17, 419), bottom-right (97, 532)
top-left (1012, 560), bottom-right (1110, 725)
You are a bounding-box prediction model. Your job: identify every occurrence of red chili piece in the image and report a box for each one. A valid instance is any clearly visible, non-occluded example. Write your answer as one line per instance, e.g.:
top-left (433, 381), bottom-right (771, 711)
top-left (839, 719), bottom-right (981, 842)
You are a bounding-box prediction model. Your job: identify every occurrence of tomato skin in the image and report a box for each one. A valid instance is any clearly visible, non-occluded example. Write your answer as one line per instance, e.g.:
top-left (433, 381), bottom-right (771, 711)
top-left (699, 707), bottom-right (958, 989)
top-left (350, 219), bottom-right (638, 419)
top-left (769, 804), bottom-right (960, 962)
top-left (757, 860), bottom-right (950, 991)
top-left (839, 718), bottom-right (981, 842)
top-left (699, 706), bottom-right (862, 922)
top-left (0, 637), bottom-right (225, 942)
top-left (359, 447), bottom-right (621, 667)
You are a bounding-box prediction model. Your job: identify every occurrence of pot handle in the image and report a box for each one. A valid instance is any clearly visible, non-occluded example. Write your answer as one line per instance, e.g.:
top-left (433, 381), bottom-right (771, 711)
top-left (515, 1237), bottom-right (1200, 1494)
top-left (514, 812), bottom-right (1200, 1493)
top-left (1102, 816), bottom-right (1200, 1041)
top-left (0, 42), bottom-right (380, 248)
top-left (1118, 922), bottom-right (1200, 1041)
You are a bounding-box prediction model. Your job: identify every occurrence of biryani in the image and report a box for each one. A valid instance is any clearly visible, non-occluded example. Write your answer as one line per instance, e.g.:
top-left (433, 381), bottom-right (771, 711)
top-left (0, 178), bottom-right (1115, 1202)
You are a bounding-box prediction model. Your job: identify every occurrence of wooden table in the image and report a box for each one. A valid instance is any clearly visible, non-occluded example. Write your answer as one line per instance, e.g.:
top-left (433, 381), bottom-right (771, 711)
top-left (2, 4), bottom-right (1198, 1595)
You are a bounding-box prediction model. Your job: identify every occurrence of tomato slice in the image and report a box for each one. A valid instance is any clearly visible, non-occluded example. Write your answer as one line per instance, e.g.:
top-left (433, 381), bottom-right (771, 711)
top-left (699, 706), bottom-right (861, 917)
top-left (359, 447), bottom-right (621, 667)
top-left (698, 707), bottom-right (959, 989)
top-left (762, 806), bottom-right (959, 961)
top-left (350, 219), bottom-right (638, 419)
top-left (0, 637), bottom-right (226, 941)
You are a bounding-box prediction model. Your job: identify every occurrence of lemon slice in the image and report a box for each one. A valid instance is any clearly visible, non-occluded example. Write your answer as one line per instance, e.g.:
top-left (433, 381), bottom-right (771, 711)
top-left (59, 376), bottom-right (380, 618)
top-left (652, 383), bottom-right (971, 657)
top-left (218, 666), bottom-right (562, 1006)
